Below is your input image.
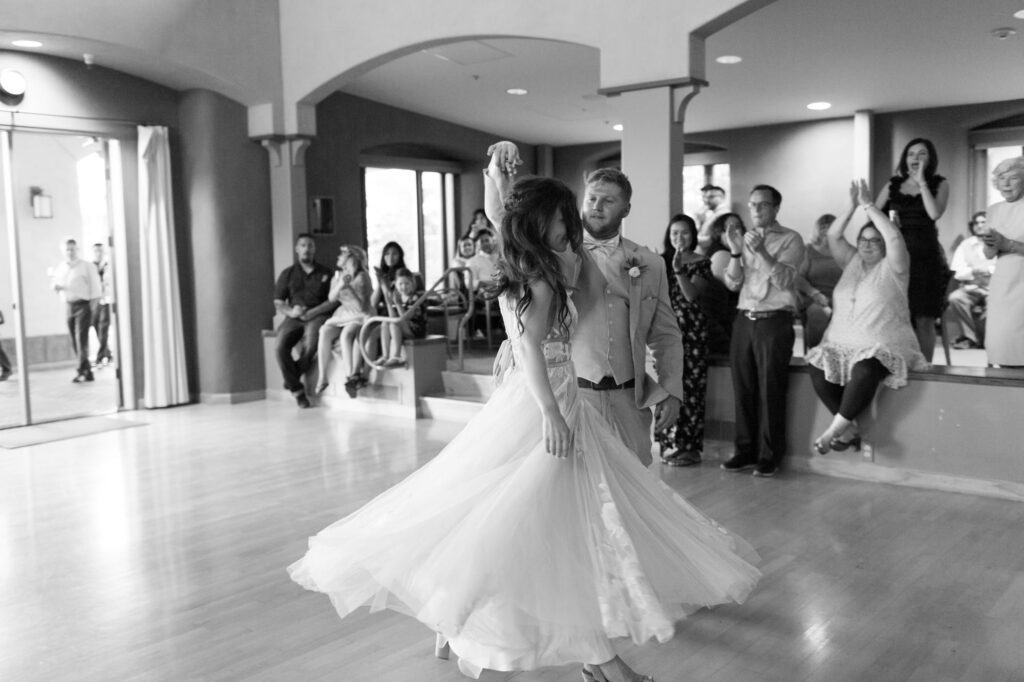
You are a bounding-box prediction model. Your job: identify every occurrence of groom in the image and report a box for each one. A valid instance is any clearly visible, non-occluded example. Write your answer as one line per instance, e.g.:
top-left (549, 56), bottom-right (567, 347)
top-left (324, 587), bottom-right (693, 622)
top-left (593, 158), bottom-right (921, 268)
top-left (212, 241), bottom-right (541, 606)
top-left (573, 168), bottom-right (683, 466)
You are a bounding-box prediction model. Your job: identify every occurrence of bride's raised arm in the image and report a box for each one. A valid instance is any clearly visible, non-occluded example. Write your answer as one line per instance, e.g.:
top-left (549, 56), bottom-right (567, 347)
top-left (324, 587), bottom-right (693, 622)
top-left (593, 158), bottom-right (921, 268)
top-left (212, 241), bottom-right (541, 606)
top-left (483, 141), bottom-right (522, 231)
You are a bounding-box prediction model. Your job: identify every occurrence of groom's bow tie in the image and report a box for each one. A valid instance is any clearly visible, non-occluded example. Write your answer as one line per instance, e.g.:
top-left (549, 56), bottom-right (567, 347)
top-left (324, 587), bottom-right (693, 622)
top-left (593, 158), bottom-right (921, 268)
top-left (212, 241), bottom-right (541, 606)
top-left (583, 234), bottom-right (620, 257)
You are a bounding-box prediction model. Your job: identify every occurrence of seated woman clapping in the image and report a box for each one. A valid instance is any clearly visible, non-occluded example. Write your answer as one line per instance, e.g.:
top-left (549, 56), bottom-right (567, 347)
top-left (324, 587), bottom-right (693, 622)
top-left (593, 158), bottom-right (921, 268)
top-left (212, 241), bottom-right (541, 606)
top-left (805, 180), bottom-right (928, 454)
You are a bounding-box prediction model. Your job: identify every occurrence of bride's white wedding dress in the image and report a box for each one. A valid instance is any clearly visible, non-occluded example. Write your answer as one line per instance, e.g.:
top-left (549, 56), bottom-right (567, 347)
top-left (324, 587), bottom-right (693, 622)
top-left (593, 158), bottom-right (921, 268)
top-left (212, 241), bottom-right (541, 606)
top-left (289, 291), bottom-right (760, 678)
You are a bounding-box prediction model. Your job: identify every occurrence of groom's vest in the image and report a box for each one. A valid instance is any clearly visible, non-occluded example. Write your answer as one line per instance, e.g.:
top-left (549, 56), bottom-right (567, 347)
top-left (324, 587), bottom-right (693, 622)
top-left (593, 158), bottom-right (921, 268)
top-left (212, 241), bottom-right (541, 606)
top-left (572, 247), bottom-right (634, 385)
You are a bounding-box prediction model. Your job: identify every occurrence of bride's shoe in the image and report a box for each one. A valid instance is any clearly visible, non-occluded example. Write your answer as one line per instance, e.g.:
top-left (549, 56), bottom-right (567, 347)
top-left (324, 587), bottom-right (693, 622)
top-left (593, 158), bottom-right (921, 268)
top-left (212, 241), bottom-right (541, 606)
top-left (434, 633), bottom-right (450, 660)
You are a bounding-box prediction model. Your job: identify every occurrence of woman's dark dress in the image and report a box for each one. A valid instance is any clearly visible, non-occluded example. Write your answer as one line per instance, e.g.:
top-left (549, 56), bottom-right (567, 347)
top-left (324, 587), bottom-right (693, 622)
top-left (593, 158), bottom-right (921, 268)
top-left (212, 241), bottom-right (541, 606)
top-left (883, 175), bottom-right (949, 320)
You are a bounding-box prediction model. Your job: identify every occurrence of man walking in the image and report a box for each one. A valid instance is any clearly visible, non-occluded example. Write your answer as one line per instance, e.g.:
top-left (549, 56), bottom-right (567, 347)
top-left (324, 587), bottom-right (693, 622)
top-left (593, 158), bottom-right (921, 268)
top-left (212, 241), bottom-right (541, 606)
top-left (92, 242), bottom-right (114, 366)
top-left (51, 237), bottom-right (102, 383)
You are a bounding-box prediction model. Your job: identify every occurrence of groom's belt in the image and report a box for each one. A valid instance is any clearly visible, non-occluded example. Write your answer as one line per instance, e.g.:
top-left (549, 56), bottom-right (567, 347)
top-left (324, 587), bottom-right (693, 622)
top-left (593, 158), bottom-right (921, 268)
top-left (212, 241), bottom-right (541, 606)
top-left (577, 376), bottom-right (636, 391)
top-left (739, 308), bottom-right (793, 321)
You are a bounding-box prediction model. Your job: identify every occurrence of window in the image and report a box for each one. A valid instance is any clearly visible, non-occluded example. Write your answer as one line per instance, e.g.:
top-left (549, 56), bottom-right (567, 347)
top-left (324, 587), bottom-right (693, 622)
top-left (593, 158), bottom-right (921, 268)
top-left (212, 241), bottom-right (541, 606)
top-left (362, 164), bottom-right (456, 288)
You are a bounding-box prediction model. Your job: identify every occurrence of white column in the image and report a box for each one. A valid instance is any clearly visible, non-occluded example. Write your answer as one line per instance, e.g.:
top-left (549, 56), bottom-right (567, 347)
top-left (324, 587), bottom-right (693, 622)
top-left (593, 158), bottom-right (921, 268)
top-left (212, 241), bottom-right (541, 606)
top-left (616, 87), bottom-right (682, 250)
top-left (260, 136), bottom-right (311, 278)
top-left (854, 110), bottom-right (873, 185)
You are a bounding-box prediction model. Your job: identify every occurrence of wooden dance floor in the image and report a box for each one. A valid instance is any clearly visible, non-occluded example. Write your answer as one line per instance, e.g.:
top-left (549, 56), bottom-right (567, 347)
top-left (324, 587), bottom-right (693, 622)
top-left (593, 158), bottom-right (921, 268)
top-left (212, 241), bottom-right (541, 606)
top-left (1, 401), bottom-right (1022, 681)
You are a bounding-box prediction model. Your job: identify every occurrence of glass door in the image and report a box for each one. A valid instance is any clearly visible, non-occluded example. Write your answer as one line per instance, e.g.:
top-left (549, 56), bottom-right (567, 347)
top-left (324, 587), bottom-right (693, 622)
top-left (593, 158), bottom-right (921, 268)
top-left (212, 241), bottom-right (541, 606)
top-left (0, 129), bottom-right (122, 428)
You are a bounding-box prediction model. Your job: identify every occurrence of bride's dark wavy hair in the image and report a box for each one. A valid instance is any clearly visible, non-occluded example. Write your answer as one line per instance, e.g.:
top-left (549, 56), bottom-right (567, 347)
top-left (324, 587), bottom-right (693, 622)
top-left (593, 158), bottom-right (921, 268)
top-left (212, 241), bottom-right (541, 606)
top-left (493, 176), bottom-right (583, 336)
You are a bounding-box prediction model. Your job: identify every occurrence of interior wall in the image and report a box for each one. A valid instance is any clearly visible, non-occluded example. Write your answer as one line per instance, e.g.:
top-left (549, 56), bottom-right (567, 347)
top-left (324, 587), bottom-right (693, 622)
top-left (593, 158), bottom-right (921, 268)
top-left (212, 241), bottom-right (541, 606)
top-left (307, 92), bottom-right (535, 261)
top-left (687, 117), bottom-right (855, 242)
top-left (553, 141), bottom-right (622, 210)
top-left (3, 133), bottom-right (86, 338)
top-left (177, 89), bottom-right (273, 399)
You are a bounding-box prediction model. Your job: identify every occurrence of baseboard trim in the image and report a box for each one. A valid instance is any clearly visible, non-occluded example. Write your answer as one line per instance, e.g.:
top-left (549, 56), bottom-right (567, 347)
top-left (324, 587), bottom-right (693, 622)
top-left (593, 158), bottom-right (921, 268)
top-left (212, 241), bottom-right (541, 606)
top-left (199, 390), bottom-right (266, 405)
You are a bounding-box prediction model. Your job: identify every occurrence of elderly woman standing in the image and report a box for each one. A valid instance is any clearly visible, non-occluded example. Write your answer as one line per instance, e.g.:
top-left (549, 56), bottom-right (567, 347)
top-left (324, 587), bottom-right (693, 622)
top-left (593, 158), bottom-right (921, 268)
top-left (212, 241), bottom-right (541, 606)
top-left (981, 157), bottom-right (1024, 368)
top-left (806, 180), bottom-right (927, 454)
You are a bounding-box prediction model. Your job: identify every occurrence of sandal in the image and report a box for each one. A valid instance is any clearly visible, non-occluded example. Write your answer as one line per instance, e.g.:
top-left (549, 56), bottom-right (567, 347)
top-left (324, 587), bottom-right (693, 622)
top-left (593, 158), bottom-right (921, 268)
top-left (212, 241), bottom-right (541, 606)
top-left (829, 435), bottom-right (862, 451)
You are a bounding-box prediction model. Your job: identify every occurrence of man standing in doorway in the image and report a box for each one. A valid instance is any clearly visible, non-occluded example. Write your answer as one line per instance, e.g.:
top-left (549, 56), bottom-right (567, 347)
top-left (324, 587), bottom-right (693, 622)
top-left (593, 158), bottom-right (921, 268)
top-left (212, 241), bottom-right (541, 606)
top-left (92, 242), bottom-right (114, 367)
top-left (696, 184), bottom-right (729, 253)
top-left (51, 237), bottom-right (102, 383)
top-left (273, 233), bottom-right (334, 408)
top-left (722, 185), bottom-right (805, 477)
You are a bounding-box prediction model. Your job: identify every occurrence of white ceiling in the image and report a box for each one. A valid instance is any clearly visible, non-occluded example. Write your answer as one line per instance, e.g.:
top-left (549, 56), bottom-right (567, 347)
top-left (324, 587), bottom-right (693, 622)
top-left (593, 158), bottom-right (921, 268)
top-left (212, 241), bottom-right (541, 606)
top-left (2, 0), bottom-right (1023, 145)
top-left (342, 0), bottom-right (1024, 145)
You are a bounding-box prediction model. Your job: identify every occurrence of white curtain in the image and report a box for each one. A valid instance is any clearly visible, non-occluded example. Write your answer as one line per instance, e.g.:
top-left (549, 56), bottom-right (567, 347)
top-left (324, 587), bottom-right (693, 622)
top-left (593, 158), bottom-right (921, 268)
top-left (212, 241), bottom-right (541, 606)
top-left (138, 125), bottom-right (189, 408)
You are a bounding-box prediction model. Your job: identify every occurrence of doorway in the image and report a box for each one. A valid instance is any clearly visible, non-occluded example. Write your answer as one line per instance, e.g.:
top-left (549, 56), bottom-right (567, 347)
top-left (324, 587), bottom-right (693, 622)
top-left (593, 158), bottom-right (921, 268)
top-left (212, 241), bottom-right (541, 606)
top-left (0, 129), bottom-right (124, 428)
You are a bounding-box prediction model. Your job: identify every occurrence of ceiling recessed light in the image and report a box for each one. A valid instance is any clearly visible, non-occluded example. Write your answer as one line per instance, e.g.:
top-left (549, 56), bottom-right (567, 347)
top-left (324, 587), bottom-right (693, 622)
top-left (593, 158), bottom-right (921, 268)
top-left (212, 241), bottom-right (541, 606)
top-left (716, 55), bottom-right (742, 65)
top-left (506, 88), bottom-right (528, 96)
top-left (807, 101), bottom-right (832, 111)
top-left (12, 39), bottom-right (42, 48)
top-left (991, 27), bottom-right (1017, 39)
top-left (612, 124), bottom-right (624, 132)
top-left (1015, 9), bottom-right (1024, 19)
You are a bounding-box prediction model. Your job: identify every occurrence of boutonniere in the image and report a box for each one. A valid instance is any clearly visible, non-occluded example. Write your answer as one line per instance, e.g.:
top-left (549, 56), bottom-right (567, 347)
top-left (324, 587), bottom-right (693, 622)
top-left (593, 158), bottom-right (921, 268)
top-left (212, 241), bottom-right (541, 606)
top-left (624, 256), bottom-right (647, 279)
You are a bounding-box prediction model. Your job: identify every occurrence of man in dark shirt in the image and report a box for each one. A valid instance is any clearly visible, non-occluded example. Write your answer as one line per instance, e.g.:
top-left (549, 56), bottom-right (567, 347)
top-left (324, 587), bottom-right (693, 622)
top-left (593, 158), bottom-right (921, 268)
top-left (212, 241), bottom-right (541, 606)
top-left (273, 233), bottom-right (334, 407)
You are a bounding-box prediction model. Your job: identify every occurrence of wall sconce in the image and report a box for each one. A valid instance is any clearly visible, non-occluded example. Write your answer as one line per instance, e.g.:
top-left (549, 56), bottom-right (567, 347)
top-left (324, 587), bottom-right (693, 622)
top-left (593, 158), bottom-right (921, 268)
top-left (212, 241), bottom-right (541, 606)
top-left (30, 186), bottom-right (52, 219)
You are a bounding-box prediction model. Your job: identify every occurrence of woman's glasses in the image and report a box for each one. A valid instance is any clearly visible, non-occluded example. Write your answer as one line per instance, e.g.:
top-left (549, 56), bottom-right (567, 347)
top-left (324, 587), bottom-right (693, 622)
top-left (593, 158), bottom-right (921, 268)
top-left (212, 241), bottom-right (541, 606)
top-left (857, 237), bottom-right (883, 246)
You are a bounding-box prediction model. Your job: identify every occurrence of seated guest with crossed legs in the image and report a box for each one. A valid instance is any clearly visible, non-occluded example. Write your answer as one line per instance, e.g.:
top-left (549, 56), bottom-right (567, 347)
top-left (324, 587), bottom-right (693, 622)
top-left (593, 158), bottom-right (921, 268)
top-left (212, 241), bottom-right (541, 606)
top-left (806, 180), bottom-right (928, 454)
top-left (947, 211), bottom-right (994, 350)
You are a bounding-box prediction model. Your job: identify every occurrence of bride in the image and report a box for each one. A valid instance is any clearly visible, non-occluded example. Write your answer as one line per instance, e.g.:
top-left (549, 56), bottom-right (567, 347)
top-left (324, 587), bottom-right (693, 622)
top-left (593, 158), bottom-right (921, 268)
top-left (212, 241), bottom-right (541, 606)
top-left (288, 144), bottom-right (760, 682)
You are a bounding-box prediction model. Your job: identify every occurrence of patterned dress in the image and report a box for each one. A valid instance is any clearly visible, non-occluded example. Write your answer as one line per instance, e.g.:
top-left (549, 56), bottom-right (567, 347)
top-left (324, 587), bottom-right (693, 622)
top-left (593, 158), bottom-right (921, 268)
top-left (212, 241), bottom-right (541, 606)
top-left (805, 255), bottom-right (928, 388)
top-left (656, 257), bottom-right (711, 457)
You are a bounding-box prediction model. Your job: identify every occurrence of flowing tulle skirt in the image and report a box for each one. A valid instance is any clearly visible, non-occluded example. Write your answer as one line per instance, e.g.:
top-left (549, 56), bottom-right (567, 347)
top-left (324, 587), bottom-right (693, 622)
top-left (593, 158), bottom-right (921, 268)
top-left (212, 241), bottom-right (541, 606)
top-left (288, 360), bottom-right (760, 677)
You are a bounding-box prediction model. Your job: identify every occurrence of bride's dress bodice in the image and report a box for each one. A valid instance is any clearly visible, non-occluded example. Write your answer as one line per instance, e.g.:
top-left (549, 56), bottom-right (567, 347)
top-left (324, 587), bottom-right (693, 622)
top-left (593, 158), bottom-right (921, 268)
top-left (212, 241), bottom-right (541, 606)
top-left (499, 293), bottom-right (577, 370)
top-left (498, 249), bottom-right (582, 372)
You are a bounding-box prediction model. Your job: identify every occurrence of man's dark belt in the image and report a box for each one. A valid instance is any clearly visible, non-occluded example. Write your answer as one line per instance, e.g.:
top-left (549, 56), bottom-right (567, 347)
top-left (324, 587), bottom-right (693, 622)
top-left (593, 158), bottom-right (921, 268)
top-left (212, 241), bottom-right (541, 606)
top-left (577, 376), bottom-right (636, 391)
top-left (739, 309), bottom-right (793, 321)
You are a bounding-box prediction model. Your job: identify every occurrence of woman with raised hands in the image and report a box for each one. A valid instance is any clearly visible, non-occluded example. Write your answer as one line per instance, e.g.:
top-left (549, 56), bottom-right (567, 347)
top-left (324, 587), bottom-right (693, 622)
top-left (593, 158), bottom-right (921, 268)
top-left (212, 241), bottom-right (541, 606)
top-left (806, 180), bottom-right (927, 454)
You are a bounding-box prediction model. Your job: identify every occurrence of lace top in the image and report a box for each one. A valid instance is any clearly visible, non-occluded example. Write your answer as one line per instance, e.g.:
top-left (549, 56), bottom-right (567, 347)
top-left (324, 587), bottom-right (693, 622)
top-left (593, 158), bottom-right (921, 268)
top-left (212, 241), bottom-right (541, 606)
top-left (805, 255), bottom-right (927, 388)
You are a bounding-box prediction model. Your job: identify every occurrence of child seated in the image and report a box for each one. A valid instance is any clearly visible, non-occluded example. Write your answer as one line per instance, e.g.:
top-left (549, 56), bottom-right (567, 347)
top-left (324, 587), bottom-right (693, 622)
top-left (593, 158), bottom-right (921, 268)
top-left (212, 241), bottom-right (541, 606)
top-left (381, 268), bottom-right (426, 367)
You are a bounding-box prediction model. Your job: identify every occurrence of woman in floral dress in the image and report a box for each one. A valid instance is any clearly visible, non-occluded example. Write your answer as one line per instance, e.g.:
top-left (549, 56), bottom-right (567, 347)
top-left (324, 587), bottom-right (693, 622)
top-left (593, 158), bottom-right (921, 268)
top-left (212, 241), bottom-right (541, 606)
top-left (656, 214), bottom-right (714, 466)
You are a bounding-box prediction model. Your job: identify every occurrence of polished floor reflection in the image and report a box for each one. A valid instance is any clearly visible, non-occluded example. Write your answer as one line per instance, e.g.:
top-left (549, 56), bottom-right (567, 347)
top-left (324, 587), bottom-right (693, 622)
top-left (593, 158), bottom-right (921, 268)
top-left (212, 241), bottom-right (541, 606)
top-left (0, 361), bottom-right (119, 428)
top-left (1, 401), bottom-right (1022, 681)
